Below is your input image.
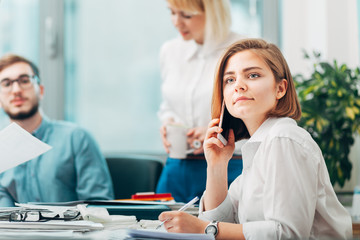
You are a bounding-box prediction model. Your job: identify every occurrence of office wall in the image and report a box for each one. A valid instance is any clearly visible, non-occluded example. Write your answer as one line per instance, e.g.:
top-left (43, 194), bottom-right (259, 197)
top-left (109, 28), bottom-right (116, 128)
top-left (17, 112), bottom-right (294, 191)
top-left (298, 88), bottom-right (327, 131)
top-left (62, 0), bottom-right (264, 155)
top-left (0, 0), bottom-right (265, 153)
top-left (0, 0), bottom-right (39, 129)
top-left (281, 0), bottom-right (360, 190)
top-left (282, 0), bottom-right (359, 75)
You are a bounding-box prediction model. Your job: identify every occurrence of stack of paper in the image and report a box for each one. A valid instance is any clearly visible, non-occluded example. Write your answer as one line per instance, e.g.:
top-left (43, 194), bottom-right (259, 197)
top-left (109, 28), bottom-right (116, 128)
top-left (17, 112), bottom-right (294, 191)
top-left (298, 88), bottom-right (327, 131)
top-left (138, 219), bottom-right (162, 229)
top-left (102, 215), bottom-right (139, 230)
top-left (0, 220), bottom-right (103, 231)
top-left (0, 229), bottom-right (74, 240)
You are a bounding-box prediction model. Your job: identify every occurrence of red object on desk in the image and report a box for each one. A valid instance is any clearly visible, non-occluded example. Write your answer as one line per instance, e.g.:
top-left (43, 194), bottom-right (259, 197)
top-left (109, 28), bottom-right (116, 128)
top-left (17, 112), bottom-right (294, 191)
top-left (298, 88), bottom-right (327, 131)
top-left (131, 192), bottom-right (173, 201)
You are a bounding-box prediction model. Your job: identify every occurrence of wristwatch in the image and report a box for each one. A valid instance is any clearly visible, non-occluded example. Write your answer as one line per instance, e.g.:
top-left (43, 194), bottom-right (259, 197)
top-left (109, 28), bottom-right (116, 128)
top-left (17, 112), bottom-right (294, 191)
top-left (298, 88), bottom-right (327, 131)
top-left (205, 220), bottom-right (219, 237)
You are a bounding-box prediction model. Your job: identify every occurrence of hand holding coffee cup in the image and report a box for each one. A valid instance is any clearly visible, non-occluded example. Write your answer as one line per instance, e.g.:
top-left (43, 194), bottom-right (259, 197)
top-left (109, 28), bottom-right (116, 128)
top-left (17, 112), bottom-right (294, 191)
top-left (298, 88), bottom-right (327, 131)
top-left (166, 124), bottom-right (203, 159)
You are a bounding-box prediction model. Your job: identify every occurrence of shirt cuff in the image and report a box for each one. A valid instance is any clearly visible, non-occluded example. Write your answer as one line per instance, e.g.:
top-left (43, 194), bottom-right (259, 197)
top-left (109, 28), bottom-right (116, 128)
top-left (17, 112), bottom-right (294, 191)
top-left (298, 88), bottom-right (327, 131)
top-left (198, 192), bottom-right (235, 222)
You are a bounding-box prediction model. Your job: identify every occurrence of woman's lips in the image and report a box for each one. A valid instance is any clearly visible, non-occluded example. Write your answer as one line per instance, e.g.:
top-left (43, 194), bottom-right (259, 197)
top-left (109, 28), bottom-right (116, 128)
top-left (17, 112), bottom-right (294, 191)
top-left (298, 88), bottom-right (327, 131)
top-left (179, 31), bottom-right (189, 37)
top-left (234, 96), bottom-right (253, 103)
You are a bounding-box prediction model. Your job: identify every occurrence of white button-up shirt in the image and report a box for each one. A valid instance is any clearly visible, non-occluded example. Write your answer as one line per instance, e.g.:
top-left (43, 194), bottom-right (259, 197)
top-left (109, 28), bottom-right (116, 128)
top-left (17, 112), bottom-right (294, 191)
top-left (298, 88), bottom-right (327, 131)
top-left (158, 32), bottom-right (243, 128)
top-left (198, 117), bottom-right (352, 239)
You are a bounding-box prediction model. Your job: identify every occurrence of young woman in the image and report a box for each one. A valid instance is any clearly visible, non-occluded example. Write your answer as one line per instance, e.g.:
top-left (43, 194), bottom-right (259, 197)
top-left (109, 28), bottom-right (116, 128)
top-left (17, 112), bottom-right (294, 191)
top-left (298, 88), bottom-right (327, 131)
top-left (158, 38), bottom-right (352, 239)
top-left (156, 0), bottom-right (244, 203)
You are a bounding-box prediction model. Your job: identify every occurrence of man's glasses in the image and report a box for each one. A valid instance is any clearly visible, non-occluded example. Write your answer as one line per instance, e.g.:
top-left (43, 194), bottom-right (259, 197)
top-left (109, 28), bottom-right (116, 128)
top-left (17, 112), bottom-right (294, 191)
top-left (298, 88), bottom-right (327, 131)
top-left (8, 210), bottom-right (81, 222)
top-left (0, 74), bottom-right (39, 93)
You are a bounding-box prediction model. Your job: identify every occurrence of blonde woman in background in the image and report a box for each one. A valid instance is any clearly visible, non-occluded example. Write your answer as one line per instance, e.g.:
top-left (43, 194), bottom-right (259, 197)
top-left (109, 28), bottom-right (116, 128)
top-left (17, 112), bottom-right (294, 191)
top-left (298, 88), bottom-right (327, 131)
top-left (157, 0), bottom-right (245, 203)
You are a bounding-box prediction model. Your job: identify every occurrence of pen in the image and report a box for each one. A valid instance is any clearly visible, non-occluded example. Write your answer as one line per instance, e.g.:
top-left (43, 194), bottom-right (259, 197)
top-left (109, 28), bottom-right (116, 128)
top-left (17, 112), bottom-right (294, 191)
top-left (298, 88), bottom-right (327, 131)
top-left (156, 196), bottom-right (199, 230)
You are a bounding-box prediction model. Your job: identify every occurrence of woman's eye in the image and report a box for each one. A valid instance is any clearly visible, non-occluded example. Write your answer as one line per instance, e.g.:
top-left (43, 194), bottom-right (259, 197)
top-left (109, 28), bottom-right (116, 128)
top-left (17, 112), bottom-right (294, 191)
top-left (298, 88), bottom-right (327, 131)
top-left (181, 13), bottom-right (192, 19)
top-left (249, 73), bottom-right (260, 79)
top-left (224, 78), bottom-right (235, 84)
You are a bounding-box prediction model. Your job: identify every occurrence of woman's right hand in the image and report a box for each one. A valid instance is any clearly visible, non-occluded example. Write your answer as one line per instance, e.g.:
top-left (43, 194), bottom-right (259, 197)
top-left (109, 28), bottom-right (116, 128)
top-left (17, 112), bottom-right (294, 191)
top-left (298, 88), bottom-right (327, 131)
top-left (160, 124), bottom-right (171, 153)
top-left (203, 118), bottom-right (235, 167)
top-left (158, 211), bottom-right (208, 233)
top-left (203, 119), bottom-right (235, 211)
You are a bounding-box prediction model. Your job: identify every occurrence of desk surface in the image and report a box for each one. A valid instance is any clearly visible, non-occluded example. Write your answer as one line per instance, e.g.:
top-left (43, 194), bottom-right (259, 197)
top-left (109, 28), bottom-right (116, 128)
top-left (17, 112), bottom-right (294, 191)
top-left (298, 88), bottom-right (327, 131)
top-left (0, 202), bottom-right (193, 239)
top-left (0, 228), bottom-right (208, 240)
top-left (0, 223), bottom-right (359, 239)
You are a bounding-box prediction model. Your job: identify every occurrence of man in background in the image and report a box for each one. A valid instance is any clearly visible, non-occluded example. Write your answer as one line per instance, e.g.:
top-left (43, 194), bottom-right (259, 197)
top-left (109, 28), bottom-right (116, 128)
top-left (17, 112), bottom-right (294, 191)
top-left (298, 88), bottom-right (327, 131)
top-left (0, 54), bottom-right (114, 206)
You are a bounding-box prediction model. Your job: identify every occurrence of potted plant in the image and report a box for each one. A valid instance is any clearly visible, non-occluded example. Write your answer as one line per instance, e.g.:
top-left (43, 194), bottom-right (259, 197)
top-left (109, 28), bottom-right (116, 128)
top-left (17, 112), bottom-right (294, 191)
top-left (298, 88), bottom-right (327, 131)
top-left (294, 51), bottom-right (360, 187)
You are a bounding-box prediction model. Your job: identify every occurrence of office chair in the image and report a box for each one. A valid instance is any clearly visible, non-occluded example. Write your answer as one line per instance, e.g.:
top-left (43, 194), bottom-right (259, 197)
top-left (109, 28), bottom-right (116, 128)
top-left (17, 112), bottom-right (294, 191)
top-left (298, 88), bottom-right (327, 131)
top-left (105, 154), bottom-right (164, 199)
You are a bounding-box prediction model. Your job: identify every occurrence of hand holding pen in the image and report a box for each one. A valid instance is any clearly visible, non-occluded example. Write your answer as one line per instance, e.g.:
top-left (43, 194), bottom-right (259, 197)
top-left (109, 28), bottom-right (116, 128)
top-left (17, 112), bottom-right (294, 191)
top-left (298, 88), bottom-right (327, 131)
top-left (156, 196), bottom-right (199, 230)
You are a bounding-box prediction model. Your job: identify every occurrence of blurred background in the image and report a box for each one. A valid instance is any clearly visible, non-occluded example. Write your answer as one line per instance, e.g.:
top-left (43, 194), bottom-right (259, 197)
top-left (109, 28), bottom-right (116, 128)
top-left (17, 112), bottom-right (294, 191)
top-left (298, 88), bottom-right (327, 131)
top-left (0, 0), bottom-right (359, 192)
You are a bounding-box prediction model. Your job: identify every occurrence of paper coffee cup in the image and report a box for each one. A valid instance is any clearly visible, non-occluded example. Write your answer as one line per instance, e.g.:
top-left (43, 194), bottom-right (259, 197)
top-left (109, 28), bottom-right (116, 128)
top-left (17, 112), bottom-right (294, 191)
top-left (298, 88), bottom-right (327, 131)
top-left (166, 124), bottom-right (188, 159)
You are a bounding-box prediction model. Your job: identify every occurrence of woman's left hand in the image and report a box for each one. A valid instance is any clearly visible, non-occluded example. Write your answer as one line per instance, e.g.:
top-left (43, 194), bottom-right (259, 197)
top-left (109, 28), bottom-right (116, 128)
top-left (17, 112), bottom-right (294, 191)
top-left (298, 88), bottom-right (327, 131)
top-left (187, 126), bottom-right (207, 155)
top-left (158, 211), bottom-right (208, 233)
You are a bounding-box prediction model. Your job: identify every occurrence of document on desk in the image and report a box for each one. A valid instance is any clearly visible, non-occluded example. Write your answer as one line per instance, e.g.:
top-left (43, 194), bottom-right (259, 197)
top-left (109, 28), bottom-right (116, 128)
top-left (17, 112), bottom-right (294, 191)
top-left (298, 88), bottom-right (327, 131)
top-left (0, 123), bottom-right (52, 173)
top-left (126, 229), bottom-right (214, 240)
top-left (0, 220), bottom-right (103, 231)
top-left (0, 229), bottom-right (74, 239)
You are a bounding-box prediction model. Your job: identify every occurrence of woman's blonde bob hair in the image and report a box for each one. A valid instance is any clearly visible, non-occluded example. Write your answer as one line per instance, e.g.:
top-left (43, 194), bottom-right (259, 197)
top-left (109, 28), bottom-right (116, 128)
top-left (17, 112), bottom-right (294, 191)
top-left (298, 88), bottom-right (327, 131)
top-left (166, 0), bottom-right (231, 43)
top-left (211, 38), bottom-right (301, 140)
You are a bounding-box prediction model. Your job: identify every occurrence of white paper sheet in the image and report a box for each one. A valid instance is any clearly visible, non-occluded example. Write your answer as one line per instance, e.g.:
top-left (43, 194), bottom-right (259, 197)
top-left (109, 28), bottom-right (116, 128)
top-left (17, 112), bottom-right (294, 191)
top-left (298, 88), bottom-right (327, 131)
top-left (0, 230), bottom-right (74, 240)
top-left (0, 220), bottom-right (103, 231)
top-left (126, 229), bottom-right (215, 240)
top-left (0, 122), bottom-right (52, 173)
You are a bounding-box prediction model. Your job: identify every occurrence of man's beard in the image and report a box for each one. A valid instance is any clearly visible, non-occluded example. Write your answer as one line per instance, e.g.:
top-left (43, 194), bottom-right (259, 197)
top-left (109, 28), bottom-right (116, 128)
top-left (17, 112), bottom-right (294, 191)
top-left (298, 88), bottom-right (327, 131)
top-left (6, 103), bottom-right (39, 120)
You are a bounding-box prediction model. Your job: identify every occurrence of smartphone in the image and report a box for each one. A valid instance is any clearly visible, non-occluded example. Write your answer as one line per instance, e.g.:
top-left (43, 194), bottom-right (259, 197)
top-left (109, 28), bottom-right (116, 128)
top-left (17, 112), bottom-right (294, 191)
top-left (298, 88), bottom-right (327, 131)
top-left (217, 101), bottom-right (230, 145)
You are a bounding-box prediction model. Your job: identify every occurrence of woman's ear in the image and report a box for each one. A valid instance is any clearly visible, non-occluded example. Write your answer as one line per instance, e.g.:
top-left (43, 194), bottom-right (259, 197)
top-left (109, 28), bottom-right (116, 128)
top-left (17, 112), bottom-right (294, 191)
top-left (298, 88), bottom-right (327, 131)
top-left (276, 79), bottom-right (287, 99)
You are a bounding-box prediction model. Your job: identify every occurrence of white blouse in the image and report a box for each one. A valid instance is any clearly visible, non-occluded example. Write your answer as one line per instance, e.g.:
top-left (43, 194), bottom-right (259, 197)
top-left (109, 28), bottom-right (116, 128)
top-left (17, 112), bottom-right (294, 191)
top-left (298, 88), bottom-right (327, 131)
top-left (158, 32), bottom-right (243, 128)
top-left (198, 117), bottom-right (352, 239)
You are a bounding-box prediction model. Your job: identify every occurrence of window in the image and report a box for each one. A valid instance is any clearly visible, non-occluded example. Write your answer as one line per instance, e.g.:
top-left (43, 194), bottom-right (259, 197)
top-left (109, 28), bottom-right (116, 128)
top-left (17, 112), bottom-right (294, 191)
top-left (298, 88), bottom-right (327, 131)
top-left (0, 0), bottom-right (267, 155)
top-left (0, 0), bottom-right (39, 128)
top-left (63, 0), bottom-right (265, 154)
top-left (230, 0), bottom-right (262, 38)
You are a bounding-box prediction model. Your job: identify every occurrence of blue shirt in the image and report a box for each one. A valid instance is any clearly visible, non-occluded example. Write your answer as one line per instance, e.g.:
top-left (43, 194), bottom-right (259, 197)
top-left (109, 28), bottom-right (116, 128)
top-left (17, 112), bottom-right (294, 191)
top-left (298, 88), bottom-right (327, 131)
top-left (0, 116), bottom-right (114, 206)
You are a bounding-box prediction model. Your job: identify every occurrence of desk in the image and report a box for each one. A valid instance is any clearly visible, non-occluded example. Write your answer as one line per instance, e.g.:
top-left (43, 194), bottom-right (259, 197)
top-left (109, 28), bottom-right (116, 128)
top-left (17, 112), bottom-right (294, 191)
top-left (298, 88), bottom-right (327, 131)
top-left (0, 202), bottom-right (357, 240)
top-left (0, 225), bottom-right (206, 240)
top-left (0, 222), bottom-right (360, 239)
top-left (0, 203), bottom-right (190, 240)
